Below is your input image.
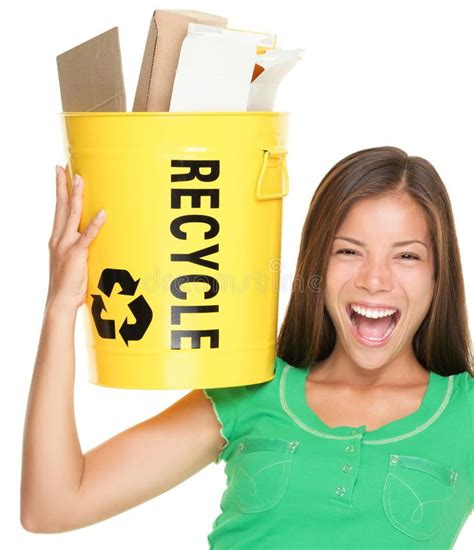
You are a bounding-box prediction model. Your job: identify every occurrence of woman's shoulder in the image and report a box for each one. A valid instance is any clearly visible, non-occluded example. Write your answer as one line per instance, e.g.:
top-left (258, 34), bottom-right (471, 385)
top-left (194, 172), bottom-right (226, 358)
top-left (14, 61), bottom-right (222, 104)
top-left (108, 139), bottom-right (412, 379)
top-left (238, 355), bottom-right (289, 399)
top-left (450, 369), bottom-right (474, 419)
top-left (441, 369), bottom-right (473, 397)
top-left (201, 356), bottom-right (288, 463)
top-left (451, 369), bottom-right (474, 389)
top-left (203, 355), bottom-right (285, 401)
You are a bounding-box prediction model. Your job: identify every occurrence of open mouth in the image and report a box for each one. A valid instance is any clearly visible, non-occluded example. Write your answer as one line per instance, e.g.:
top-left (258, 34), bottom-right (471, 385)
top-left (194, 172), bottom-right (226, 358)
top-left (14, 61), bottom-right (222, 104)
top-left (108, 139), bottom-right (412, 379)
top-left (345, 304), bottom-right (401, 347)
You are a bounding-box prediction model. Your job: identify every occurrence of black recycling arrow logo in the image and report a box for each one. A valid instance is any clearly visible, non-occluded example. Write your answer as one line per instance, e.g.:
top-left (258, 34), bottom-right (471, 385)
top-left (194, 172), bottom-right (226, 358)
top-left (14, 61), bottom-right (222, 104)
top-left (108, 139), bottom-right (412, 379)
top-left (90, 268), bottom-right (153, 347)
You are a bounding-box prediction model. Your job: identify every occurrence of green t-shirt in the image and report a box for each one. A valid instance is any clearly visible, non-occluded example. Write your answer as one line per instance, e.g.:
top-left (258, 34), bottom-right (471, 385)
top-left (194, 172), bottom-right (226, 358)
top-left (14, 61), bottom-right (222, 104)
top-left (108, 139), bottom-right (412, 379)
top-left (203, 356), bottom-right (474, 549)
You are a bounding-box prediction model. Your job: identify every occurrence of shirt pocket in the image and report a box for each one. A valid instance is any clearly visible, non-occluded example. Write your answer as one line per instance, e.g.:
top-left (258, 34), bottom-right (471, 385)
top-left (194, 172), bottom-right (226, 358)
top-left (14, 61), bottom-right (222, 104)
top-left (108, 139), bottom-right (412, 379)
top-left (227, 437), bottom-right (300, 514)
top-left (382, 453), bottom-right (458, 540)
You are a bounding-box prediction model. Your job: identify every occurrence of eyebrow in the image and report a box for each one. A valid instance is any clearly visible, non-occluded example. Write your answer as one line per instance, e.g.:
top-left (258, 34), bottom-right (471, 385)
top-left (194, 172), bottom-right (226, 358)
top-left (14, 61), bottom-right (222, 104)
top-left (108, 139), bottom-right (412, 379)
top-left (334, 236), bottom-right (428, 250)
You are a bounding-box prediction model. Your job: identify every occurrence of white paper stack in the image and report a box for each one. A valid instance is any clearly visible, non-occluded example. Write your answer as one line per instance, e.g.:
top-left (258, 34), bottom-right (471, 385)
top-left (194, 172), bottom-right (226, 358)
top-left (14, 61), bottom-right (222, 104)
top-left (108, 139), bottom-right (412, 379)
top-left (169, 23), bottom-right (302, 112)
top-left (169, 25), bottom-right (261, 111)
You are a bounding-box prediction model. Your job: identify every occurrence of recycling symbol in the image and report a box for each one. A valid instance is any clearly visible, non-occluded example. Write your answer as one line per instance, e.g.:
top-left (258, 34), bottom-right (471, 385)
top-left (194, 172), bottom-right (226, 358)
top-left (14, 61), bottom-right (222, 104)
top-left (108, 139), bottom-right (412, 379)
top-left (90, 268), bottom-right (153, 347)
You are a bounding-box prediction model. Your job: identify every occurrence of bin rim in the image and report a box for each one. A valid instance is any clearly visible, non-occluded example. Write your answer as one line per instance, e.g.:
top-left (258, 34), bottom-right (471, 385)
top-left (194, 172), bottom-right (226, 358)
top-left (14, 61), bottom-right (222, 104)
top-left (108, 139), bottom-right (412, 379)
top-left (59, 111), bottom-right (289, 117)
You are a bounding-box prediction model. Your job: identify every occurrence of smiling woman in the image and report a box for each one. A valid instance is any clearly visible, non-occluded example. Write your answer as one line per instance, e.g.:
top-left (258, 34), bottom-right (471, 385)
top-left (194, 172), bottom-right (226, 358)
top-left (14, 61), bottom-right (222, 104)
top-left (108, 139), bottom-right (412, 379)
top-left (202, 146), bottom-right (474, 549)
top-left (22, 147), bottom-right (473, 550)
top-left (278, 145), bottom-right (470, 376)
top-left (324, 192), bottom-right (435, 355)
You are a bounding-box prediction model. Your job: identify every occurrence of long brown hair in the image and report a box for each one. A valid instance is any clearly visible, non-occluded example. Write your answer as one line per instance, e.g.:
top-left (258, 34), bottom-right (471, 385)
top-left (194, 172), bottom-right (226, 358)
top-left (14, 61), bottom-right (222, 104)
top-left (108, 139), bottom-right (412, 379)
top-left (277, 146), bottom-right (473, 376)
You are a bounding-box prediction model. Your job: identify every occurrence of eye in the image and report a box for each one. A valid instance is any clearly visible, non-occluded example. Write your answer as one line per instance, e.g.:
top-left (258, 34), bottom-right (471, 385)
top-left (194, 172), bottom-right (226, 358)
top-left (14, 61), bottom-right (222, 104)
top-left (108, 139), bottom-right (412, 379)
top-left (399, 253), bottom-right (420, 261)
top-left (336, 248), bottom-right (359, 256)
top-left (335, 249), bottom-right (420, 261)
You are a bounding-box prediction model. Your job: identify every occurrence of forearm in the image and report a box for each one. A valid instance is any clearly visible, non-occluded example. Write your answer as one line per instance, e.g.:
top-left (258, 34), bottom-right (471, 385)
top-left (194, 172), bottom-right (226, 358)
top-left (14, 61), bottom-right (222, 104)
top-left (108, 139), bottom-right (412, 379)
top-left (21, 301), bottom-right (84, 530)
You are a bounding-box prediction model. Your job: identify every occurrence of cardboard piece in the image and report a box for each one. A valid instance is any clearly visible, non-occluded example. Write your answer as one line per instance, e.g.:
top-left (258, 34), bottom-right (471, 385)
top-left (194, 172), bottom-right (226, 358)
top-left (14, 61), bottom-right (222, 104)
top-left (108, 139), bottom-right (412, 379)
top-left (56, 27), bottom-right (126, 112)
top-left (132, 9), bottom-right (228, 112)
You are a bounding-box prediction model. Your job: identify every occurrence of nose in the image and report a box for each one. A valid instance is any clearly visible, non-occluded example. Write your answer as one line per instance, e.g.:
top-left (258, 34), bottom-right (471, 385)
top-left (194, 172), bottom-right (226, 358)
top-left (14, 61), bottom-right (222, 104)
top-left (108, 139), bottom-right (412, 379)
top-left (354, 256), bottom-right (394, 294)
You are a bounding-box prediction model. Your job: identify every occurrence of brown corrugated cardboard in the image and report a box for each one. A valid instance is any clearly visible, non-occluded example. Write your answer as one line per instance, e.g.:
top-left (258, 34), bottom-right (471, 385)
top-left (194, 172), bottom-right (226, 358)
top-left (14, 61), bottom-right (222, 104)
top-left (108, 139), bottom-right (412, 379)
top-left (56, 27), bottom-right (126, 112)
top-left (132, 9), bottom-right (227, 112)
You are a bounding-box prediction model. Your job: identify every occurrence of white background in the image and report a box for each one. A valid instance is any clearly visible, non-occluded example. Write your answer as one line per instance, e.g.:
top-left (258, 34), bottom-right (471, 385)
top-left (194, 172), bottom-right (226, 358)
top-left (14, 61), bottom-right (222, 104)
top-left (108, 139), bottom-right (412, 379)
top-left (2, 0), bottom-right (473, 548)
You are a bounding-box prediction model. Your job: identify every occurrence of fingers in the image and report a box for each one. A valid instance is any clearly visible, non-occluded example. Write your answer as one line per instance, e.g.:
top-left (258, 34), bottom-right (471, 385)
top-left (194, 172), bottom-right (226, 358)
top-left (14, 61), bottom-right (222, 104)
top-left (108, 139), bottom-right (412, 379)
top-left (77, 209), bottom-right (106, 249)
top-left (49, 165), bottom-right (106, 251)
top-left (63, 173), bottom-right (84, 238)
top-left (49, 165), bottom-right (70, 245)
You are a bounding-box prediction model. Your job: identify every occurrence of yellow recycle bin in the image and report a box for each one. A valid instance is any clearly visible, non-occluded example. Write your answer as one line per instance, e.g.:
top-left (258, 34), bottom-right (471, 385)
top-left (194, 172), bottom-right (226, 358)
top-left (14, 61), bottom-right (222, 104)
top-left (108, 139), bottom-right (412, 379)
top-left (61, 112), bottom-right (289, 389)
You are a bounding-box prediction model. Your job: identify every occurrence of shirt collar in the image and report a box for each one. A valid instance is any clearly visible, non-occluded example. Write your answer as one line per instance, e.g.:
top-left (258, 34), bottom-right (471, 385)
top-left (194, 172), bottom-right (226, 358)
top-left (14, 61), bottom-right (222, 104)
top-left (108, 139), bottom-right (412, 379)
top-left (279, 359), bottom-right (453, 445)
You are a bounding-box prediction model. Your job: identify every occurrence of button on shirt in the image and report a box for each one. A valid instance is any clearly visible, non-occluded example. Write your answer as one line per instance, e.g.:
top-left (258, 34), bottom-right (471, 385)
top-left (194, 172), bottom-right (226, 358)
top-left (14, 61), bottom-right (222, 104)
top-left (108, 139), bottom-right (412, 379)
top-left (203, 356), bottom-right (474, 549)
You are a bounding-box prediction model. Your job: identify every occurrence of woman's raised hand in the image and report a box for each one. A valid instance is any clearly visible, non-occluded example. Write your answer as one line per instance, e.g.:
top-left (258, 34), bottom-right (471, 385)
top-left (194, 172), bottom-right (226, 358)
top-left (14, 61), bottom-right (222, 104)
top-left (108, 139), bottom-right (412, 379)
top-left (46, 165), bottom-right (106, 312)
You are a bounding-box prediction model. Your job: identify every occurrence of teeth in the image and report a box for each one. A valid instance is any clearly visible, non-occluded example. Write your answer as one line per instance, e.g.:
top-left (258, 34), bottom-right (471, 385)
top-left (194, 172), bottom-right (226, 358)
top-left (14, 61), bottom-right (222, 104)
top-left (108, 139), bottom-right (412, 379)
top-left (350, 304), bottom-right (397, 319)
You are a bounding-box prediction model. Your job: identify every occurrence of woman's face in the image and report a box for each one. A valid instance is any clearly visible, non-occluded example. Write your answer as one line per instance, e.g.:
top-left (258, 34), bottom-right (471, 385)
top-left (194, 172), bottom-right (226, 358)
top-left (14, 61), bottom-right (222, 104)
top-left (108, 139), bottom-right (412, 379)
top-left (324, 193), bottom-right (435, 370)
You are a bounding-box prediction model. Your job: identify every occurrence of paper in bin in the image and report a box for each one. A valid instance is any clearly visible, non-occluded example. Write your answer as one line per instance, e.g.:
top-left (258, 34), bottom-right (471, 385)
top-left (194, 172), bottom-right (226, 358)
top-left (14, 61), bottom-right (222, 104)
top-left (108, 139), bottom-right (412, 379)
top-left (169, 24), bottom-right (274, 112)
top-left (248, 49), bottom-right (304, 111)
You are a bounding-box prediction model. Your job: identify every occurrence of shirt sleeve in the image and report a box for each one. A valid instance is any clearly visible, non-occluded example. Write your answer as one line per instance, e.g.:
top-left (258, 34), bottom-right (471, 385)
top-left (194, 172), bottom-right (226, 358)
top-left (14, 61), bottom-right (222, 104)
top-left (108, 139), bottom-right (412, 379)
top-left (464, 371), bottom-right (474, 509)
top-left (202, 383), bottom-right (253, 464)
